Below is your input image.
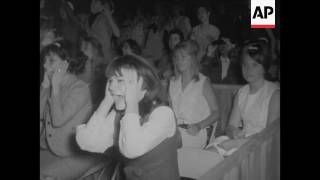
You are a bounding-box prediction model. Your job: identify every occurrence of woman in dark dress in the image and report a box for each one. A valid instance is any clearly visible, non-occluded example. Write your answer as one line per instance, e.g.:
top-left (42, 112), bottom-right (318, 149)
top-left (76, 55), bottom-right (181, 180)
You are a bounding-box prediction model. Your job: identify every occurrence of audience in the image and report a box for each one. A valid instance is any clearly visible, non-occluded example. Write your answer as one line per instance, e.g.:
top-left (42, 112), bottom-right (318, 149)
top-left (40, 1), bottom-right (280, 179)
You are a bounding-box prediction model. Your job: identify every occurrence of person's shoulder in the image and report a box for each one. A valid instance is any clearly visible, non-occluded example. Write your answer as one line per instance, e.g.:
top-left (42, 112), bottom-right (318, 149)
top-left (150, 106), bottom-right (175, 119)
top-left (71, 77), bottom-right (90, 93)
top-left (238, 83), bottom-right (250, 94)
top-left (264, 81), bottom-right (280, 98)
top-left (264, 80), bottom-right (280, 92)
top-left (209, 24), bottom-right (220, 31)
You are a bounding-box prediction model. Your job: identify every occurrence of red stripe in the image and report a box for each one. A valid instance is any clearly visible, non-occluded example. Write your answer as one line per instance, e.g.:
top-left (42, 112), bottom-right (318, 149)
top-left (251, 25), bottom-right (275, 28)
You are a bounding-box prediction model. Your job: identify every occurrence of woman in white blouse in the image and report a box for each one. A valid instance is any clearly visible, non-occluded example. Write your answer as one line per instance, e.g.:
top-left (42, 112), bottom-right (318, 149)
top-left (169, 40), bottom-right (220, 148)
top-left (215, 42), bottom-right (280, 152)
top-left (169, 40), bottom-right (222, 179)
top-left (76, 55), bottom-right (181, 180)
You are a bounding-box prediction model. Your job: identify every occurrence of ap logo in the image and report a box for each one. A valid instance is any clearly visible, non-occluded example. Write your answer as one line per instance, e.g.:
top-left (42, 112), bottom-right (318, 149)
top-left (251, 0), bottom-right (275, 28)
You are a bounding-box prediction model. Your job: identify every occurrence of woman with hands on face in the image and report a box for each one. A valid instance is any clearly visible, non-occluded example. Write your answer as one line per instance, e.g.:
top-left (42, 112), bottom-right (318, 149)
top-left (76, 55), bottom-right (181, 180)
top-left (40, 41), bottom-right (100, 180)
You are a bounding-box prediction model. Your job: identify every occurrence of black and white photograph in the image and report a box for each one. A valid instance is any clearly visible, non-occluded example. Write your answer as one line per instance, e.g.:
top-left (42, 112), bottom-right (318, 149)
top-left (40, 0), bottom-right (280, 179)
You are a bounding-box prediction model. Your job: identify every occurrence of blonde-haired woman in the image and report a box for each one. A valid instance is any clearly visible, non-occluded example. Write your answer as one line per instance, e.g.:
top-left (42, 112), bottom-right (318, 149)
top-left (169, 40), bottom-right (223, 179)
top-left (169, 40), bottom-right (220, 148)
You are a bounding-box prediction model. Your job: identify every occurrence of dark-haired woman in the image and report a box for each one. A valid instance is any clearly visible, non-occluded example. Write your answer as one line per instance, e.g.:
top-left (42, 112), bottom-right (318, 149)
top-left (40, 42), bottom-right (100, 180)
top-left (211, 43), bottom-right (280, 154)
top-left (76, 55), bottom-right (181, 180)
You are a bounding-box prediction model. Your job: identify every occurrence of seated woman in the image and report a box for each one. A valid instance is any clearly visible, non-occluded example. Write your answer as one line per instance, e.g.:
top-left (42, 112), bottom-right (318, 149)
top-left (40, 20), bottom-right (62, 87)
top-left (208, 42), bottom-right (280, 155)
top-left (169, 40), bottom-right (220, 148)
top-left (76, 55), bottom-right (181, 180)
top-left (40, 41), bottom-right (101, 180)
top-left (79, 35), bottom-right (107, 107)
top-left (169, 40), bottom-right (222, 179)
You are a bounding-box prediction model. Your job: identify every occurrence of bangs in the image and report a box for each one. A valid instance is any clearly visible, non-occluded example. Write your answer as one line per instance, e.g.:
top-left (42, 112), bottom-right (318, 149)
top-left (105, 61), bottom-right (134, 79)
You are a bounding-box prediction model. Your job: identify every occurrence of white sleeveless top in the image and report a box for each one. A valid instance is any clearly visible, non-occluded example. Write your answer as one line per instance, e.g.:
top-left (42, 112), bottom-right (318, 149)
top-left (169, 73), bottom-right (211, 148)
top-left (238, 80), bottom-right (279, 137)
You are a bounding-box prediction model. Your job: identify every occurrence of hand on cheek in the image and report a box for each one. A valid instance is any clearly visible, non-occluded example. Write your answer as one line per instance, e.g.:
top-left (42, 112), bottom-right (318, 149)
top-left (124, 70), bottom-right (145, 114)
top-left (51, 62), bottom-right (68, 95)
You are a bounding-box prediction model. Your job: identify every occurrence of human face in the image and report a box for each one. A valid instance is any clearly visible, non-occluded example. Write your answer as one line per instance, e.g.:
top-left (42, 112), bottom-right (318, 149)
top-left (109, 68), bottom-right (145, 111)
top-left (169, 34), bottom-right (181, 50)
top-left (122, 43), bottom-right (133, 55)
top-left (40, 29), bottom-right (56, 47)
top-left (43, 52), bottom-right (67, 77)
top-left (241, 54), bottom-right (265, 83)
top-left (173, 49), bottom-right (193, 73)
top-left (90, 0), bottom-right (102, 14)
top-left (197, 7), bottom-right (210, 23)
top-left (81, 41), bottom-right (95, 59)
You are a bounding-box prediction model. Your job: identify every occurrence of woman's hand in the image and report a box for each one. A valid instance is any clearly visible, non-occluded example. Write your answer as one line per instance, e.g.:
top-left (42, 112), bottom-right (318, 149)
top-left (124, 71), bottom-right (144, 114)
top-left (231, 128), bottom-right (245, 139)
top-left (104, 81), bottom-right (114, 105)
top-left (41, 71), bottom-right (51, 89)
top-left (51, 62), bottom-right (68, 95)
top-left (186, 123), bottom-right (201, 136)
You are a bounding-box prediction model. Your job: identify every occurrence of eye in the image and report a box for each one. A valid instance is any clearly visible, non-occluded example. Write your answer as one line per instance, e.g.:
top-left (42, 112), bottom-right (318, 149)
top-left (117, 79), bottom-right (124, 83)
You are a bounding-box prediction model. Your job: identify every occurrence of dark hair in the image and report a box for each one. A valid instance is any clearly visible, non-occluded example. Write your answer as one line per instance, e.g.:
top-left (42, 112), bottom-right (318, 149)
top-left (197, 5), bottom-right (212, 14)
top-left (210, 39), bottom-right (225, 46)
top-left (41, 40), bottom-right (87, 75)
top-left (168, 29), bottom-right (184, 43)
top-left (95, 0), bottom-right (114, 10)
top-left (105, 55), bottom-right (164, 117)
top-left (40, 18), bottom-right (55, 32)
top-left (120, 39), bottom-right (142, 56)
top-left (241, 42), bottom-right (271, 79)
top-left (164, 28), bottom-right (184, 52)
top-left (80, 35), bottom-right (104, 58)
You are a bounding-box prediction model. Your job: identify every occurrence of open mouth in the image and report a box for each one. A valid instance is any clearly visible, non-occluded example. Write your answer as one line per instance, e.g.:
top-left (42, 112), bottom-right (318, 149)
top-left (112, 94), bottom-right (125, 103)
